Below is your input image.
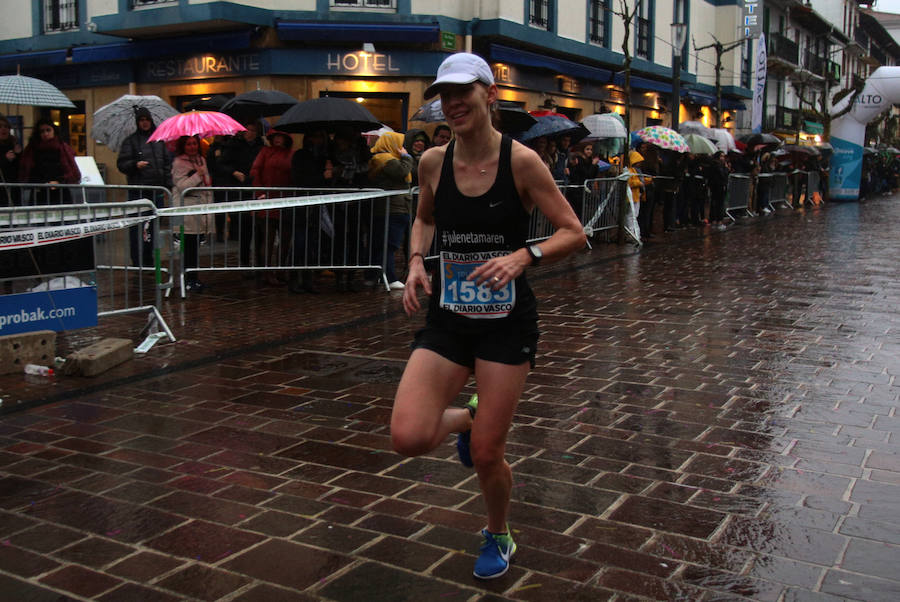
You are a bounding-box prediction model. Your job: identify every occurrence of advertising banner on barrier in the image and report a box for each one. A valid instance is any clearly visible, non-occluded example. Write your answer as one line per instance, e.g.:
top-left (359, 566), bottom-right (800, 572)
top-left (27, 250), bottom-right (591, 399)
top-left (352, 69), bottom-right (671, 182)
top-left (829, 136), bottom-right (863, 200)
top-left (0, 287), bottom-right (98, 335)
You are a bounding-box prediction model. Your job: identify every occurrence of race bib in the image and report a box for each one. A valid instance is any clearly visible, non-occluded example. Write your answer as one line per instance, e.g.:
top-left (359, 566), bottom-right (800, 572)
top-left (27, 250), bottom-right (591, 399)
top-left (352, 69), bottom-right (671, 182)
top-left (439, 251), bottom-right (516, 319)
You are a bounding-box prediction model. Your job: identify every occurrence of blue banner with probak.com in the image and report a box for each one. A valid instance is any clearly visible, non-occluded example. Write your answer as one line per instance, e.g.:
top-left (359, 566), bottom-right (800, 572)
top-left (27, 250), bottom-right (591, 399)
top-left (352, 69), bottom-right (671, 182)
top-left (0, 288), bottom-right (98, 335)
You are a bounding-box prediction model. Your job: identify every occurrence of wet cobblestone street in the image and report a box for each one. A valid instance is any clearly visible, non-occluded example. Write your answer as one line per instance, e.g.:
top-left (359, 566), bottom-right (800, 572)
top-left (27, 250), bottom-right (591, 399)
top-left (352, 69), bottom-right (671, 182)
top-left (1, 197), bottom-right (899, 601)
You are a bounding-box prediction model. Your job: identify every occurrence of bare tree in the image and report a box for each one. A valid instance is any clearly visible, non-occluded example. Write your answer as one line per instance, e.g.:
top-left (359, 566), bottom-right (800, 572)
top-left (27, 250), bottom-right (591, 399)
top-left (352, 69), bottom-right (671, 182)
top-left (612, 0), bottom-right (639, 245)
top-left (613, 0), bottom-right (638, 137)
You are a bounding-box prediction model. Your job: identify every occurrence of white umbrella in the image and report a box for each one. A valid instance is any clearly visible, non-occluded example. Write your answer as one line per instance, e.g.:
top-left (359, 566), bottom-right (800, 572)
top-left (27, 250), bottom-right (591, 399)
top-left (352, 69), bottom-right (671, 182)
top-left (682, 133), bottom-right (718, 155)
top-left (0, 74), bottom-right (75, 108)
top-left (410, 98), bottom-right (444, 123)
top-left (679, 120), bottom-right (713, 137)
top-left (582, 113), bottom-right (627, 140)
top-left (709, 128), bottom-right (736, 152)
top-left (91, 95), bottom-right (179, 152)
top-left (363, 123), bottom-right (393, 145)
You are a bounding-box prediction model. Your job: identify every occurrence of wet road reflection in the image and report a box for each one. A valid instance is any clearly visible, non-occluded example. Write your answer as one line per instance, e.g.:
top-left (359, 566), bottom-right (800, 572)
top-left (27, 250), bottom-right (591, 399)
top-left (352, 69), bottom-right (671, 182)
top-left (1, 199), bottom-right (899, 599)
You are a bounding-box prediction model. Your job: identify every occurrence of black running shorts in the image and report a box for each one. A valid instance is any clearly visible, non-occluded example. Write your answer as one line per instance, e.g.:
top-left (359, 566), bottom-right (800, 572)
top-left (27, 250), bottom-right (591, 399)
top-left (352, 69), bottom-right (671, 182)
top-left (412, 321), bottom-right (538, 369)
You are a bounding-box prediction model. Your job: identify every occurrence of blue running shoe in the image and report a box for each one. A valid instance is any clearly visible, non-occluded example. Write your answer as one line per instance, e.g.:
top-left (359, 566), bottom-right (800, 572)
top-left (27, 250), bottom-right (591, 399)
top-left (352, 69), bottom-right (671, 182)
top-left (473, 528), bottom-right (516, 579)
top-left (456, 394), bottom-right (478, 468)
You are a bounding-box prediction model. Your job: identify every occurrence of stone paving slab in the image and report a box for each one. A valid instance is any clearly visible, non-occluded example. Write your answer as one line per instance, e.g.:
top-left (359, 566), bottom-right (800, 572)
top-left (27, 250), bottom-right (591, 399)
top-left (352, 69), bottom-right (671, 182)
top-left (1, 199), bottom-right (899, 600)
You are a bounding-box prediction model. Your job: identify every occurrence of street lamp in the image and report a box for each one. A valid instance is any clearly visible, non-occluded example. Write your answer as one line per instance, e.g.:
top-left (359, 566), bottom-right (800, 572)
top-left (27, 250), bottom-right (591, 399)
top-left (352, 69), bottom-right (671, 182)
top-left (671, 22), bottom-right (688, 129)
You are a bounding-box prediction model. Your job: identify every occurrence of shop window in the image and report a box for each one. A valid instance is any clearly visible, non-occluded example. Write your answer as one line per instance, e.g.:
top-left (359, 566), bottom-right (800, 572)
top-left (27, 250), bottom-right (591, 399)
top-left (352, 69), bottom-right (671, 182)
top-left (330, 0), bottom-right (397, 10)
top-left (555, 106), bottom-right (581, 122)
top-left (42, 101), bottom-right (86, 155)
top-left (43, 0), bottom-right (79, 33)
top-left (320, 91), bottom-right (408, 134)
top-left (529, 0), bottom-right (552, 30)
top-left (589, 0), bottom-right (610, 47)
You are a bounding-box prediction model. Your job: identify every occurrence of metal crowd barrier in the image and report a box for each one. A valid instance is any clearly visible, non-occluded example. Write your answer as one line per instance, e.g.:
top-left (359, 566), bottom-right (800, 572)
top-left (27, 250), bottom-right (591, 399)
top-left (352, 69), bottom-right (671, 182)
top-left (581, 176), bottom-right (635, 244)
top-left (164, 187), bottom-right (395, 295)
top-left (758, 172), bottom-right (791, 211)
top-left (725, 173), bottom-right (753, 220)
top-left (0, 183), bottom-right (175, 344)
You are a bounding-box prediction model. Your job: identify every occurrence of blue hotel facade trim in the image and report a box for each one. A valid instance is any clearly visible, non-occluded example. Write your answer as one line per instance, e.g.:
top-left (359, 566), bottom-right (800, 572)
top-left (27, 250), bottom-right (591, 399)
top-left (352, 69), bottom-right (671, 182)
top-left (0, 4), bottom-right (750, 110)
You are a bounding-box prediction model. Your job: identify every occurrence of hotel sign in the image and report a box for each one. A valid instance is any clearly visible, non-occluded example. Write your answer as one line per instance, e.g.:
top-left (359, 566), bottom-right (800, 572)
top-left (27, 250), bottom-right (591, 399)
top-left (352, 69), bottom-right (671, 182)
top-left (138, 49), bottom-right (445, 82)
top-left (742, 1), bottom-right (762, 38)
top-left (326, 52), bottom-right (401, 74)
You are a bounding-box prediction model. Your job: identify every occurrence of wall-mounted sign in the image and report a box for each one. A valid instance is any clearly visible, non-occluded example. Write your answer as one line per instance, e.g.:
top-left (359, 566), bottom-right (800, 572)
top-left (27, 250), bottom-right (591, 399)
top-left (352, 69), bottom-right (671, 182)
top-left (742, 1), bottom-right (763, 39)
top-left (140, 53), bottom-right (266, 82)
top-left (441, 32), bottom-right (457, 51)
top-left (557, 76), bottom-right (580, 95)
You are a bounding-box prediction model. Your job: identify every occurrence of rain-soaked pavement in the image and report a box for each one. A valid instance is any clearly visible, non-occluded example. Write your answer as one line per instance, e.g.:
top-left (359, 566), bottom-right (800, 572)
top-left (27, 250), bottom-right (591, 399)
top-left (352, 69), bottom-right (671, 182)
top-left (1, 196), bottom-right (899, 601)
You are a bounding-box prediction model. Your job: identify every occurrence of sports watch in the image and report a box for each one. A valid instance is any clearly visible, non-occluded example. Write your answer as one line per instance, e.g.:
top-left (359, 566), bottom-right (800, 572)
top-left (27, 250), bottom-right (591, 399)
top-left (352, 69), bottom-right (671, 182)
top-left (526, 244), bottom-right (543, 266)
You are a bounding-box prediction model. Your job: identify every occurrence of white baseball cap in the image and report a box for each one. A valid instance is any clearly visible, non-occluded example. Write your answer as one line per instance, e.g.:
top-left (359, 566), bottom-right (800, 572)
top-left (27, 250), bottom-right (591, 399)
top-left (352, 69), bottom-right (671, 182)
top-left (424, 52), bottom-right (495, 99)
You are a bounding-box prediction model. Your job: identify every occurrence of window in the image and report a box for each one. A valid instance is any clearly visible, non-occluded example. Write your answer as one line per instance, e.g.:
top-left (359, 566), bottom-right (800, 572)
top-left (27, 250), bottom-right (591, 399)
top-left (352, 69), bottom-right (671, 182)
top-left (589, 0), bottom-right (609, 46)
top-left (529, 0), bottom-right (551, 30)
top-left (741, 38), bottom-right (752, 89)
top-left (330, 0), bottom-right (396, 9)
top-left (43, 0), bottom-right (78, 33)
top-left (636, 0), bottom-right (652, 60)
top-left (131, 0), bottom-right (178, 7)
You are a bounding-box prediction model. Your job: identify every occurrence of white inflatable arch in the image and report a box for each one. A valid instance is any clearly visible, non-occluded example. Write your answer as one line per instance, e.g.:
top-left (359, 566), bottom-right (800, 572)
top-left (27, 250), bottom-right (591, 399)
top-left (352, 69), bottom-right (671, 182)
top-left (830, 66), bottom-right (900, 200)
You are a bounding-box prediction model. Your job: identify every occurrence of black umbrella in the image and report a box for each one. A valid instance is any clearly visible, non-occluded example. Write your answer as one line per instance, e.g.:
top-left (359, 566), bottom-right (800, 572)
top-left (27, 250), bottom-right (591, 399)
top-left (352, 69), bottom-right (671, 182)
top-left (276, 97), bottom-right (381, 134)
top-left (496, 101), bottom-right (538, 133)
top-left (410, 98), bottom-right (536, 134)
top-left (184, 94), bottom-right (231, 112)
top-left (737, 132), bottom-right (781, 149)
top-left (221, 90), bottom-right (299, 121)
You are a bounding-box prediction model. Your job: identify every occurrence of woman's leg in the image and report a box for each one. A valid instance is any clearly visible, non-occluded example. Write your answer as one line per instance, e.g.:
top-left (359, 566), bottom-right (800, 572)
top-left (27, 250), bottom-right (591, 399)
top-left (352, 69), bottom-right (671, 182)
top-left (470, 359), bottom-right (530, 533)
top-left (391, 348), bottom-right (473, 457)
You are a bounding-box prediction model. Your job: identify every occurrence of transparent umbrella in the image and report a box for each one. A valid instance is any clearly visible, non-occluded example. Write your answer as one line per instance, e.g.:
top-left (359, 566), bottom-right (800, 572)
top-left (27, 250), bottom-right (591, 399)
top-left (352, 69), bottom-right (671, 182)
top-left (91, 95), bottom-right (179, 152)
top-left (0, 74), bottom-right (75, 108)
top-left (582, 113), bottom-right (627, 140)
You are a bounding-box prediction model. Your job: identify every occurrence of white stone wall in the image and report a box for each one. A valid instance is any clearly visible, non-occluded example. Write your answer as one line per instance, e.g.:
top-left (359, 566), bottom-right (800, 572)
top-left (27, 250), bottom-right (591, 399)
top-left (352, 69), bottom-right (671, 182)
top-left (555, 1), bottom-right (586, 43)
top-left (0, 1), bottom-right (32, 41)
top-left (87, 0), bottom-right (119, 19)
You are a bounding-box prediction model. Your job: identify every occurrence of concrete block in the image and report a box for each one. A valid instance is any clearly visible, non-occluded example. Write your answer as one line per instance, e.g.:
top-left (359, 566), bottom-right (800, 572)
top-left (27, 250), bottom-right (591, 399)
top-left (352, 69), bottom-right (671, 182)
top-left (63, 338), bottom-right (133, 377)
top-left (0, 330), bottom-right (56, 375)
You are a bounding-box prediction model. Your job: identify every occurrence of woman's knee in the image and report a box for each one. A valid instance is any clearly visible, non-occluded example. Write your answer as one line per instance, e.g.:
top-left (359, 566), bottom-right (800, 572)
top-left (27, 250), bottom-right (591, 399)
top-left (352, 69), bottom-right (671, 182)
top-left (390, 427), bottom-right (432, 457)
top-left (470, 439), bottom-right (505, 470)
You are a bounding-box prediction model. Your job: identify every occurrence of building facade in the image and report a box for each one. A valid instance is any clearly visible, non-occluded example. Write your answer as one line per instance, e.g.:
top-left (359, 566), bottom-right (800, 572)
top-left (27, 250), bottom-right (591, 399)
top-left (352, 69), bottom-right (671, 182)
top-left (0, 1), bottom-right (781, 184)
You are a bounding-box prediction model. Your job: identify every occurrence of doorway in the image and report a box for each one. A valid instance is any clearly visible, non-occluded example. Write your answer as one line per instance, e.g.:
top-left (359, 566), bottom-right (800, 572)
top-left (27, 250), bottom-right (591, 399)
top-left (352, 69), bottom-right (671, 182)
top-left (319, 91), bottom-right (408, 133)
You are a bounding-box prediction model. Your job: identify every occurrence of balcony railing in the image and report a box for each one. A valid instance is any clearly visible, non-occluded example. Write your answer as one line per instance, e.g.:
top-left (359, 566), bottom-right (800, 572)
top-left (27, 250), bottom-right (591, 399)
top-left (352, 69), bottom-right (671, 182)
top-left (765, 105), bottom-right (799, 131)
top-left (803, 51), bottom-right (825, 76)
top-left (131, 0), bottom-right (178, 6)
top-left (768, 32), bottom-right (799, 65)
top-left (43, 0), bottom-right (79, 33)
top-left (331, 0), bottom-right (396, 8)
top-left (854, 27), bottom-right (869, 49)
top-left (529, 0), bottom-right (550, 30)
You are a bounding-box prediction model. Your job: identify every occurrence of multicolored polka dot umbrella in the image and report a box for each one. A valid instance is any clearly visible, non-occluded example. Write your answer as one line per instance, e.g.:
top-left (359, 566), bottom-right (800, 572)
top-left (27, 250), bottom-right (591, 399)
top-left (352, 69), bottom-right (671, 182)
top-left (633, 125), bottom-right (690, 153)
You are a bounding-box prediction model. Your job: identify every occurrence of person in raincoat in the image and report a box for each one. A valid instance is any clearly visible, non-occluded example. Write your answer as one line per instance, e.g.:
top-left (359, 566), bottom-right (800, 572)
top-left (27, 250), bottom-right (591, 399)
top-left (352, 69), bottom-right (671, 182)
top-left (369, 131), bottom-right (414, 290)
top-left (249, 130), bottom-right (294, 286)
top-left (19, 118), bottom-right (80, 205)
top-left (0, 116), bottom-right (22, 206)
top-left (171, 135), bottom-right (212, 291)
top-left (117, 106), bottom-right (172, 266)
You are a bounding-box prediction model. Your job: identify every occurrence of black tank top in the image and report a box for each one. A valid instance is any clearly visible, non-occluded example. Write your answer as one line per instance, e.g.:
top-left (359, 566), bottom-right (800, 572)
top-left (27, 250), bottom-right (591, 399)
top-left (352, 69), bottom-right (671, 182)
top-left (427, 135), bottom-right (538, 330)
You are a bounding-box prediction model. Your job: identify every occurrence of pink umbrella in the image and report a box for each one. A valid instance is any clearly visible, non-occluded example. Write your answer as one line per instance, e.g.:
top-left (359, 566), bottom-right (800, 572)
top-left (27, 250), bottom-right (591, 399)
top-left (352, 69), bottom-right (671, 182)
top-left (148, 111), bottom-right (246, 142)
